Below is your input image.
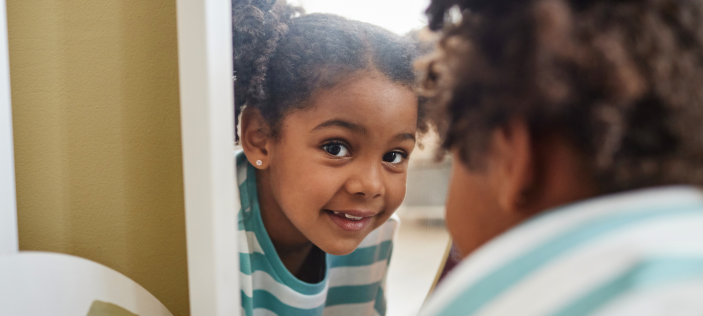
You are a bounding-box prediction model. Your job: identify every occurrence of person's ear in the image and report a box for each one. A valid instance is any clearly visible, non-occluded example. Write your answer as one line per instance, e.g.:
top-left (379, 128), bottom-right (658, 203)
top-left (492, 118), bottom-right (535, 213)
top-left (240, 107), bottom-right (272, 169)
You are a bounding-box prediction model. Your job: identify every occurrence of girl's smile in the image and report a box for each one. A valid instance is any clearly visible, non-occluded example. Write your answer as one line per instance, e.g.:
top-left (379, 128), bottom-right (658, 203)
top-left (325, 209), bottom-right (379, 231)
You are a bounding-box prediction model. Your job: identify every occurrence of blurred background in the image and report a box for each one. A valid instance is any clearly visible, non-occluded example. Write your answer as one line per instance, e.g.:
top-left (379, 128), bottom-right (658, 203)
top-left (387, 133), bottom-right (452, 316)
top-left (290, 0), bottom-right (429, 35)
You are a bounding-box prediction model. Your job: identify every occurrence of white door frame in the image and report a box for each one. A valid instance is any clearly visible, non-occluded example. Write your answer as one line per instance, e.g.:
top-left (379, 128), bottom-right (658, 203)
top-left (0, 0), bottom-right (18, 256)
top-left (175, 0), bottom-right (240, 315)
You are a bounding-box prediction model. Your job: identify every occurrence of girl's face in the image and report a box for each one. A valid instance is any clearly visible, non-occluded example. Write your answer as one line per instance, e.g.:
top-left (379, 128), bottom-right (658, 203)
top-left (264, 74), bottom-right (418, 256)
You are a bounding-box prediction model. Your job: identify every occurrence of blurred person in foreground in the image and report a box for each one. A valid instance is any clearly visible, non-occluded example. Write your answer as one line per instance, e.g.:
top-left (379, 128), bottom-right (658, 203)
top-left (418, 0), bottom-right (703, 315)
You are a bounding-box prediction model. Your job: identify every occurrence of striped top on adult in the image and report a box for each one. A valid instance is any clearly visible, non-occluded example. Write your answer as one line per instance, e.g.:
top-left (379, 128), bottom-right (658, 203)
top-left (420, 186), bottom-right (703, 316)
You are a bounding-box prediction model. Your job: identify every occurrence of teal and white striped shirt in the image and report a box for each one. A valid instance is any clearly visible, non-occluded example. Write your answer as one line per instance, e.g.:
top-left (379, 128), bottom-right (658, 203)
top-left (420, 186), bottom-right (703, 316)
top-left (236, 152), bottom-right (397, 316)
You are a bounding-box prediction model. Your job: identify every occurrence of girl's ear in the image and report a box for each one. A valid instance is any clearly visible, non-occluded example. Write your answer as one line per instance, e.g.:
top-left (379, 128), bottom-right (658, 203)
top-left (492, 118), bottom-right (535, 214)
top-left (240, 107), bottom-right (272, 169)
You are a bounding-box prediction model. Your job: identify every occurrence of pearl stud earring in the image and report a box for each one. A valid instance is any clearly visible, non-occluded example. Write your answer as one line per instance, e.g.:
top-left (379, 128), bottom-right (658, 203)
top-left (256, 160), bottom-right (262, 166)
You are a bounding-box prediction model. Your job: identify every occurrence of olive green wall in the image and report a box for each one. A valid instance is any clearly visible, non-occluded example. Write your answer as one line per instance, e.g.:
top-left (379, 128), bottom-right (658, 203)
top-left (6, 1), bottom-right (189, 315)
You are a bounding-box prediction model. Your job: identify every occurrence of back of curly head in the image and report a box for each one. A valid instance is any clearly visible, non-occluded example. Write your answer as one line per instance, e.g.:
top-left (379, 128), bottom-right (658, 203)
top-left (233, 0), bottom-right (427, 141)
top-left (421, 0), bottom-right (703, 193)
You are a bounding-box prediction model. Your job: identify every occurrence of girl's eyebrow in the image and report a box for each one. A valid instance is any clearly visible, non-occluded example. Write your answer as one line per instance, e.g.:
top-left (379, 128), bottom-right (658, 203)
top-left (395, 133), bottom-right (416, 143)
top-left (311, 119), bottom-right (367, 135)
top-left (312, 119), bottom-right (416, 143)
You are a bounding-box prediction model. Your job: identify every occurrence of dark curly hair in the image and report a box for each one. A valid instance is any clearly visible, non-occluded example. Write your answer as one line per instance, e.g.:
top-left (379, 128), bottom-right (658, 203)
top-left (232, 0), bottom-right (428, 141)
top-left (420, 0), bottom-right (703, 193)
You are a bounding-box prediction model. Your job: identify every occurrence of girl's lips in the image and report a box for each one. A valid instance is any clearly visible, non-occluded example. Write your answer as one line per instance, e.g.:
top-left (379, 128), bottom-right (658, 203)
top-left (325, 210), bottom-right (374, 231)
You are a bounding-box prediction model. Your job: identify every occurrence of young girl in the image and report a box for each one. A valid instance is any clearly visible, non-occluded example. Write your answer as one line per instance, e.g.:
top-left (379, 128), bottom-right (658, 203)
top-left (418, 0), bottom-right (703, 315)
top-left (232, 1), bottom-right (428, 315)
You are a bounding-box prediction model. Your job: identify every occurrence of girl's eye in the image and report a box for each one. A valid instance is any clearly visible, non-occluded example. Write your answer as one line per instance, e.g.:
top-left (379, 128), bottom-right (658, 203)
top-left (323, 143), bottom-right (349, 157)
top-left (382, 151), bottom-right (405, 164)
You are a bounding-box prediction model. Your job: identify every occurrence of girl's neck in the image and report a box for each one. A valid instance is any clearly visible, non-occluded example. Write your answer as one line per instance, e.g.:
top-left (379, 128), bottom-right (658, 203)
top-left (255, 168), bottom-right (325, 282)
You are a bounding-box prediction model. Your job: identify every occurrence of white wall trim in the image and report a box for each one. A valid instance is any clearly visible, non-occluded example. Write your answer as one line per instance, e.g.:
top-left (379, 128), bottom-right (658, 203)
top-left (0, 0), bottom-right (18, 256)
top-left (176, 0), bottom-right (240, 314)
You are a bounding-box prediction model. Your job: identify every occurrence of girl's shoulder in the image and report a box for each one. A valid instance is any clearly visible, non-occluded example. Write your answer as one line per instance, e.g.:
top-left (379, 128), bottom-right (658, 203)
top-left (234, 150), bottom-right (255, 224)
top-left (327, 214), bottom-right (399, 271)
top-left (235, 150), bottom-right (248, 179)
top-left (357, 214), bottom-right (399, 249)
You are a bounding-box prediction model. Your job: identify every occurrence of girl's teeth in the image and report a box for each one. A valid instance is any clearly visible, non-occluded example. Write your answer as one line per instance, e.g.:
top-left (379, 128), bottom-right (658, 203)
top-left (344, 214), bottom-right (363, 220)
top-left (330, 211), bottom-right (363, 220)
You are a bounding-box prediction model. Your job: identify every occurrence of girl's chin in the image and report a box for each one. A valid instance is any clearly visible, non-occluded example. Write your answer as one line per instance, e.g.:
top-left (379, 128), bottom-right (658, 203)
top-left (316, 238), bottom-right (364, 256)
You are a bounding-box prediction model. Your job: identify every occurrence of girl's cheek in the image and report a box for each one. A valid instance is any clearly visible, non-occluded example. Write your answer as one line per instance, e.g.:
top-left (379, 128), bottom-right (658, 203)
top-left (290, 168), bottom-right (341, 208)
top-left (387, 177), bottom-right (408, 211)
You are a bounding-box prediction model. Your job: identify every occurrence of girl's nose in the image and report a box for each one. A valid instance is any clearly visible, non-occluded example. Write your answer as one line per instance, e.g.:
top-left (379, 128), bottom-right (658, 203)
top-left (345, 161), bottom-right (385, 198)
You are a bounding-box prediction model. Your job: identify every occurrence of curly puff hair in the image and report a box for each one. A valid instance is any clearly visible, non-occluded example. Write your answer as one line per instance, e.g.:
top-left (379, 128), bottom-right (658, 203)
top-left (420, 0), bottom-right (703, 193)
top-left (233, 0), bottom-right (429, 141)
